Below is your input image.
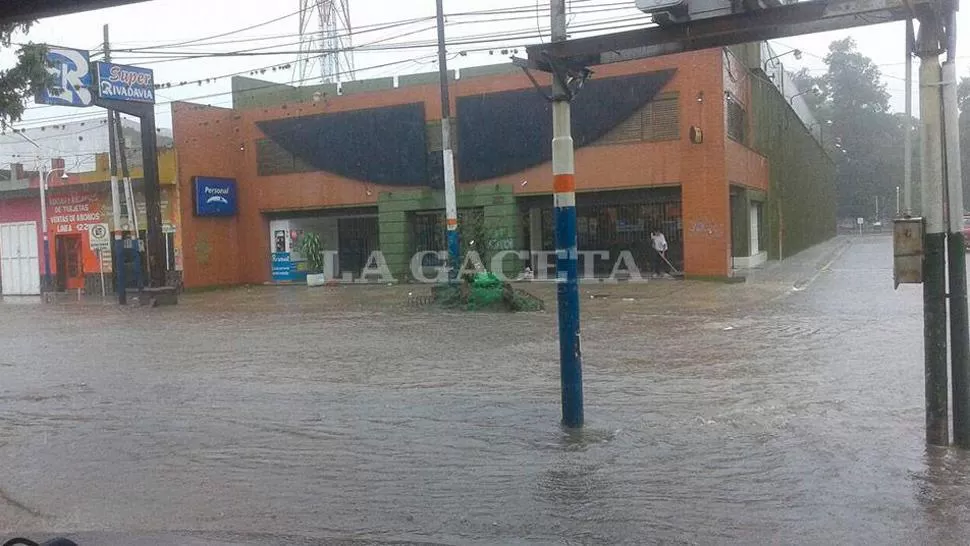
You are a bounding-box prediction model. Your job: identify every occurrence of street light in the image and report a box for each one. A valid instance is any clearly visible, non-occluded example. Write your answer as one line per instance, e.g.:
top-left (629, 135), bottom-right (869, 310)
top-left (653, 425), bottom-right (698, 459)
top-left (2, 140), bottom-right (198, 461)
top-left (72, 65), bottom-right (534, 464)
top-left (790, 85), bottom-right (821, 105)
top-left (40, 166), bottom-right (70, 292)
top-left (763, 48), bottom-right (802, 75)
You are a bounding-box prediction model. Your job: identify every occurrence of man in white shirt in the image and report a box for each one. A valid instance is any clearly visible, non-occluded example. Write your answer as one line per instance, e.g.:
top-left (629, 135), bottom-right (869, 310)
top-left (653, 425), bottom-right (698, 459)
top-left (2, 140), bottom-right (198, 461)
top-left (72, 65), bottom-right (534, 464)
top-left (650, 229), bottom-right (668, 278)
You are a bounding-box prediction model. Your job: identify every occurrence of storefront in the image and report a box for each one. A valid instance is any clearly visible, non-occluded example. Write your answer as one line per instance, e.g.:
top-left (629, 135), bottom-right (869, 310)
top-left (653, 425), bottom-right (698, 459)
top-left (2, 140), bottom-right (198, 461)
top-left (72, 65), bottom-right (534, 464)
top-left (267, 207), bottom-right (379, 283)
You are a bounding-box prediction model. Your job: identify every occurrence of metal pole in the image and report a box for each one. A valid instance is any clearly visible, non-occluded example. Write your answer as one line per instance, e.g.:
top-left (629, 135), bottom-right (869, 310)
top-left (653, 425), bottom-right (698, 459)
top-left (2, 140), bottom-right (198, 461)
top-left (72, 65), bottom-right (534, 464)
top-left (115, 111), bottom-right (143, 291)
top-left (918, 20), bottom-right (948, 446)
top-left (39, 166), bottom-right (51, 292)
top-left (98, 249), bottom-right (105, 299)
top-left (904, 23), bottom-right (914, 215)
top-left (435, 0), bottom-right (460, 279)
top-left (552, 0), bottom-right (583, 428)
top-left (139, 111), bottom-right (166, 288)
top-left (104, 24), bottom-right (126, 305)
top-left (943, 12), bottom-right (970, 448)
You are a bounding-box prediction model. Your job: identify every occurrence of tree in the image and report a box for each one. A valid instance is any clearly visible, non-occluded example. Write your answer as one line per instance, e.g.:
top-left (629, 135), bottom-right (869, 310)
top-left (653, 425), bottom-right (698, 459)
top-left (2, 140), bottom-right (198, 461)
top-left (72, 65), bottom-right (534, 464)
top-left (0, 22), bottom-right (49, 128)
top-left (799, 38), bottom-right (914, 219)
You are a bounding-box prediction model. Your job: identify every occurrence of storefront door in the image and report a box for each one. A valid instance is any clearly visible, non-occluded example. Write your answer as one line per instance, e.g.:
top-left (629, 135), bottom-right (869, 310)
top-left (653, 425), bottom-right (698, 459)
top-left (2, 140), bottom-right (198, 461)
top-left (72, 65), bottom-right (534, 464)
top-left (55, 234), bottom-right (84, 291)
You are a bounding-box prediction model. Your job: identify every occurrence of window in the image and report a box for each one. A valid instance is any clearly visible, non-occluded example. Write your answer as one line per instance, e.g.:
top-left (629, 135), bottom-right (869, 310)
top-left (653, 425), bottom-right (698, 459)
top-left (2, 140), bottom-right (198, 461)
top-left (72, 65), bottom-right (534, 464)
top-left (727, 97), bottom-right (747, 144)
top-left (596, 93), bottom-right (680, 146)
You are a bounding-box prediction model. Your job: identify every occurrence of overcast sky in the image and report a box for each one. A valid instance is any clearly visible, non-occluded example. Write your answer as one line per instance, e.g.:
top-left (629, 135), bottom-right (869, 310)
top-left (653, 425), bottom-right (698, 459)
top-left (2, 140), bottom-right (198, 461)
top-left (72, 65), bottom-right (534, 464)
top-left (3, 0), bottom-right (969, 136)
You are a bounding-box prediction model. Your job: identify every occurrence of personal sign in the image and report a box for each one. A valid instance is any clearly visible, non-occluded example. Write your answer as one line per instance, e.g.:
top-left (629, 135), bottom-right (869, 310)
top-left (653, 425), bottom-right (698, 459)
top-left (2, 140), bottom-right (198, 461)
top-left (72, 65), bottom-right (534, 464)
top-left (95, 62), bottom-right (155, 104)
top-left (89, 223), bottom-right (111, 251)
top-left (193, 177), bottom-right (238, 217)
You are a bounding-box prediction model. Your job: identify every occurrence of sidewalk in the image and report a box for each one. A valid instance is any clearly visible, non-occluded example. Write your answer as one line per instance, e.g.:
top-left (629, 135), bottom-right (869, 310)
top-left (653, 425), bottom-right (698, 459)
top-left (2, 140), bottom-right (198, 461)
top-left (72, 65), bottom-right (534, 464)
top-left (740, 234), bottom-right (855, 289)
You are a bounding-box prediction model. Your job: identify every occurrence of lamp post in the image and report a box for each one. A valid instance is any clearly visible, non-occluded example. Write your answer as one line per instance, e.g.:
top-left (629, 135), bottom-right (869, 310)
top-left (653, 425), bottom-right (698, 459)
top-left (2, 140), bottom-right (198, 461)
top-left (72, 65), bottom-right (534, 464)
top-left (790, 86), bottom-right (820, 106)
top-left (39, 166), bottom-right (69, 292)
top-left (763, 48), bottom-right (802, 86)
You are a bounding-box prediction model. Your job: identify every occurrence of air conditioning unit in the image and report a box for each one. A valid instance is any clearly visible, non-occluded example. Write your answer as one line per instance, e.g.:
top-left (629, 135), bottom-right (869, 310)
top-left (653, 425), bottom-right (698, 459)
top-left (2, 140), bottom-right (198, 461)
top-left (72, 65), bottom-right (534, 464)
top-left (636, 0), bottom-right (785, 25)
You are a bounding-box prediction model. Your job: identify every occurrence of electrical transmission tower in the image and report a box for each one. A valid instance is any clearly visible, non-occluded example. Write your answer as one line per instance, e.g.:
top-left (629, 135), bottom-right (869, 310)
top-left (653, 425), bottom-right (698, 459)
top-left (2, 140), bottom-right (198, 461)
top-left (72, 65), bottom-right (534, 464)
top-left (296, 0), bottom-right (355, 84)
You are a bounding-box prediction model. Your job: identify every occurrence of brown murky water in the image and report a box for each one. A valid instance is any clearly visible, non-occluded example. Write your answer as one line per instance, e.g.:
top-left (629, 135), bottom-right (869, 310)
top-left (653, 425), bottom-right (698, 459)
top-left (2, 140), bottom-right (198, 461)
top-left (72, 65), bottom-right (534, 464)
top-left (2, 235), bottom-right (969, 544)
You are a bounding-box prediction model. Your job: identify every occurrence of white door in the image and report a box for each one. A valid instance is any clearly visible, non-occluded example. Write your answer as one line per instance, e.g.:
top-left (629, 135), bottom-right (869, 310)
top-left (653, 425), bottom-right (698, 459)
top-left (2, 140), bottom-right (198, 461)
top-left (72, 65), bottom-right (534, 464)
top-left (749, 204), bottom-right (760, 256)
top-left (0, 222), bottom-right (40, 295)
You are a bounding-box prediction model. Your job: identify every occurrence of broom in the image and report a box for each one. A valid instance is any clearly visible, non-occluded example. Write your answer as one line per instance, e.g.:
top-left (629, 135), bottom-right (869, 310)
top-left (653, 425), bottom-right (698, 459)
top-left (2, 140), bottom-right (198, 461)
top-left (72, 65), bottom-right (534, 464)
top-left (659, 252), bottom-right (684, 278)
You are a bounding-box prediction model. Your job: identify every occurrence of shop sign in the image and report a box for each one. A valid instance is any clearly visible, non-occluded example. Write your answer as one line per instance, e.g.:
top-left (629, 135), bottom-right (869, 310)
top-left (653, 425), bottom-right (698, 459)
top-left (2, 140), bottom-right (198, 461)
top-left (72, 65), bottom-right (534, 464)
top-left (271, 252), bottom-right (307, 282)
top-left (95, 62), bottom-right (155, 103)
top-left (48, 192), bottom-right (104, 233)
top-left (36, 46), bottom-right (93, 107)
top-left (194, 177), bottom-right (238, 217)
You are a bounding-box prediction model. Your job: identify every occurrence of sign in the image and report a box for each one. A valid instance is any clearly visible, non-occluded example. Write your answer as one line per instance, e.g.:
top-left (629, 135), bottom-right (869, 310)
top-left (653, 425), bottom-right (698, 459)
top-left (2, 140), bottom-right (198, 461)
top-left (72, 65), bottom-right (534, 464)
top-left (37, 47), bottom-right (93, 107)
top-left (94, 62), bottom-right (155, 103)
top-left (48, 192), bottom-right (104, 233)
top-left (89, 223), bottom-right (110, 251)
top-left (193, 177), bottom-right (238, 217)
top-left (271, 252), bottom-right (307, 282)
top-left (857, 217), bottom-right (864, 225)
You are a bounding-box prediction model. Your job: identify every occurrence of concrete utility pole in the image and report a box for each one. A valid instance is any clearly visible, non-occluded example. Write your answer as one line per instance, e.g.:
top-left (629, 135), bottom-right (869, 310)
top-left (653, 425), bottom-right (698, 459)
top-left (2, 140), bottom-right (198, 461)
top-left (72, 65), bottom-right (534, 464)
top-left (942, 11), bottom-right (970, 448)
top-left (435, 0), bottom-right (460, 278)
top-left (115, 110), bottom-right (144, 290)
top-left (904, 23), bottom-right (914, 216)
top-left (918, 19), bottom-right (948, 447)
top-left (551, 0), bottom-right (584, 428)
top-left (104, 24), bottom-right (126, 305)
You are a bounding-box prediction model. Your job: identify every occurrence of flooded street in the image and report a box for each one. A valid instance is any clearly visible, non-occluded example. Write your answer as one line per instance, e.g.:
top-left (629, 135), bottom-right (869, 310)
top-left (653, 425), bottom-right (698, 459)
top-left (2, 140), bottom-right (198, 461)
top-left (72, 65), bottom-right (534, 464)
top-left (2, 235), bottom-right (969, 544)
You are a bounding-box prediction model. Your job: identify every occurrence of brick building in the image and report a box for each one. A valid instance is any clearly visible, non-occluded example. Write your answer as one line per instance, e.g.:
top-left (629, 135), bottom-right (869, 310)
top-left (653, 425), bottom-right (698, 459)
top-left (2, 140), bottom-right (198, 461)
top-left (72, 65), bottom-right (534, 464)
top-left (172, 46), bottom-right (835, 288)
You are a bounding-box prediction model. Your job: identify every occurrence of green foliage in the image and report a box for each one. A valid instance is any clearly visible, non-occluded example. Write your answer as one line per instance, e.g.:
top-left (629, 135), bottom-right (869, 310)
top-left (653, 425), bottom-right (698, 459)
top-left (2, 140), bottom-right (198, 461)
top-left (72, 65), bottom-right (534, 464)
top-left (796, 38), bottom-right (918, 219)
top-left (299, 232), bottom-right (325, 275)
top-left (0, 22), bottom-right (50, 128)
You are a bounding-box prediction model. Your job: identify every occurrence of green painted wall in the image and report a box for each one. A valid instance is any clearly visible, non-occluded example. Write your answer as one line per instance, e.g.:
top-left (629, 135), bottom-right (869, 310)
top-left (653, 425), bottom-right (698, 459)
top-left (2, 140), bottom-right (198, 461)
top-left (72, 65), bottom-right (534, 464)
top-left (377, 184), bottom-right (522, 281)
top-left (232, 76), bottom-right (337, 110)
top-left (750, 76), bottom-right (837, 261)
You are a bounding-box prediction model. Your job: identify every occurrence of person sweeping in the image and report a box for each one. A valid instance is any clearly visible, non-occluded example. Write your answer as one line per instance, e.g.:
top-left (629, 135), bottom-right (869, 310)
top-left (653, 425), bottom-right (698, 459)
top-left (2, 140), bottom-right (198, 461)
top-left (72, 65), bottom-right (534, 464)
top-left (650, 228), bottom-right (668, 278)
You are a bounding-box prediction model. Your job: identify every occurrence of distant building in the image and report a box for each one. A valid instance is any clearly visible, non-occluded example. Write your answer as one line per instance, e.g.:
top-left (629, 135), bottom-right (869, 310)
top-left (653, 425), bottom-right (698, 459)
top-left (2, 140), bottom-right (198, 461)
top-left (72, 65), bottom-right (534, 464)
top-left (0, 117), bottom-right (173, 173)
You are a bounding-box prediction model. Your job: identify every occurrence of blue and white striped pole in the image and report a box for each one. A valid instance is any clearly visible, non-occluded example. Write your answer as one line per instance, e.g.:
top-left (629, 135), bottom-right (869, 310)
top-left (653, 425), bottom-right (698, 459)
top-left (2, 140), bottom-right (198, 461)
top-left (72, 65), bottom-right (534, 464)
top-left (551, 0), bottom-right (583, 428)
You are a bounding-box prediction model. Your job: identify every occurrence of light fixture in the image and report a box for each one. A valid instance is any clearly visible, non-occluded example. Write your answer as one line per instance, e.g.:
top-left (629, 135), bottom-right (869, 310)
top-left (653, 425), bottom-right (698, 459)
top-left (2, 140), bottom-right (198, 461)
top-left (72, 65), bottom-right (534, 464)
top-left (60, 172), bottom-right (69, 180)
top-left (696, 91), bottom-right (704, 103)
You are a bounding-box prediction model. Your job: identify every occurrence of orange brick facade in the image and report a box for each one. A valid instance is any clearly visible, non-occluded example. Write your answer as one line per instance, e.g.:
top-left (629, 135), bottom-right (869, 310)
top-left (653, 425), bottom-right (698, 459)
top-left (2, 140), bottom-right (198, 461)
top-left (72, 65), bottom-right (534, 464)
top-left (173, 48), bottom-right (768, 287)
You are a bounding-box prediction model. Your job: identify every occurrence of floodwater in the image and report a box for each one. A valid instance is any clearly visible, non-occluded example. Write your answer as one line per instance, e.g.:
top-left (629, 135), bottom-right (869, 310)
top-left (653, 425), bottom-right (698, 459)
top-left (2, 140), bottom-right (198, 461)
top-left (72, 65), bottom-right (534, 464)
top-left (2, 235), bottom-right (969, 544)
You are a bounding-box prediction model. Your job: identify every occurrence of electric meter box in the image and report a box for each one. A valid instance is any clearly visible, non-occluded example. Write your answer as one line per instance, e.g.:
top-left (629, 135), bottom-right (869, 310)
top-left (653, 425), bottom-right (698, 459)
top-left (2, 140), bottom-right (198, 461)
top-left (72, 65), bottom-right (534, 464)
top-left (893, 217), bottom-right (924, 288)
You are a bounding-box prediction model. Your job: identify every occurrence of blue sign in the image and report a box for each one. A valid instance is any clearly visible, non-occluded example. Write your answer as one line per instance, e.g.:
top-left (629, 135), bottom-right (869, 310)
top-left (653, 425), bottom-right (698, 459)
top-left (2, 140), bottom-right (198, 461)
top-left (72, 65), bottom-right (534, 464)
top-left (95, 62), bottom-right (155, 103)
top-left (193, 177), bottom-right (238, 217)
top-left (37, 47), bottom-right (93, 107)
top-left (271, 253), bottom-right (307, 282)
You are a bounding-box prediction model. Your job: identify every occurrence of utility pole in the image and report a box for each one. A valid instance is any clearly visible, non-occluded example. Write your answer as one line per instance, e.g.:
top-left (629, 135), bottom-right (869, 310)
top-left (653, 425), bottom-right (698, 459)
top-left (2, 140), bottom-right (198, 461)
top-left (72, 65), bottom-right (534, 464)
top-left (435, 0), bottom-right (459, 277)
top-left (918, 19), bottom-right (948, 447)
top-left (551, 0), bottom-right (583, 428)
top-left (904, 22), bottom-right (914, 216)
top-left (38, 163), bottom-right (51, 293)
top-left (942, 11), bottom-right (970, 448)
top-left (104, 24), bottom-right (126, 305)
top-left (114, 111), bottom-right (144, 290)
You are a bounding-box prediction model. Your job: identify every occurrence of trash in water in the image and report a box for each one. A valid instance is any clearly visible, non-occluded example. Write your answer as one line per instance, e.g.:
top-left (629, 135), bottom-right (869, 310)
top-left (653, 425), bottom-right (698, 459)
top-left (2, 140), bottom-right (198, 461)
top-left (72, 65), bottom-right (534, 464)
top-left (622, 298), bottom-right (636, 302)
top-left (723, 326), bottom-right (735, 331)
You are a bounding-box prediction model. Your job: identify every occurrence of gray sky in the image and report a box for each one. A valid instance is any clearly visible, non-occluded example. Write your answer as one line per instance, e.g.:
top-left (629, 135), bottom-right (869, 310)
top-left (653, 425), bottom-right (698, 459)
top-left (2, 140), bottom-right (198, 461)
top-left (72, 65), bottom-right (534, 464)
top-left (3, 0), bottom-right (969, 134)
